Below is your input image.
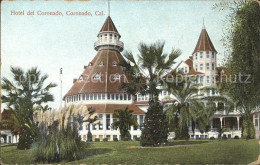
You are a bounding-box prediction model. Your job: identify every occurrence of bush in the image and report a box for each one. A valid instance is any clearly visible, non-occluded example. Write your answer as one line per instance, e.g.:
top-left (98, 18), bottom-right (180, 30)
top-left (95, 138), bottom-right (100, 142)
top-left (209, 137), bottom-right (215, 140)
top-left (31, 126), bottom-right (87, 163)
top-left (234, 136), bottom-right (239, 139)
top-left (113, 138), bottom-right (118, 142)
top-left (103, 138), bottom-right (108, 142)
top-left (222, 136), bottom-right (228, 140)
top-left (136, 137), bottom-right (141, 141)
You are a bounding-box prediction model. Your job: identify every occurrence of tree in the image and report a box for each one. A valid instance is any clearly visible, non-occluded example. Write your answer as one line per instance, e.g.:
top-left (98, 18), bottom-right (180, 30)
top-left (2, 67), bottom-right (57, 149)
top-left (111, 107), bottom-right (138, 141)
top-left (216, 1), bottom-right (260, 139)
top-left (78, 107), bottom-right (99, 142)
top-left (120, 41), bottom-right (181, 146)
top-left (165, 78), bottom-right (217, 139)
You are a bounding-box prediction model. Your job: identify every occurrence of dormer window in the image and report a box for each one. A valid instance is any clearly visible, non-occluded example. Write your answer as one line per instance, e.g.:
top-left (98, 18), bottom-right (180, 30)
top-left (113, 74), bottom-right (120, 80)
top-left (112, 61), bottom-right (117, 66)
top-left (93, 73), bottom-right (101, 80)
top-left (195, 53), bottom-right (198, 60)
top-left (200, 52), bottom-right (203, 58)
top-left (98, 61), bottom-right (104, 66)
top-left (206, 51), bottom-right (209, 58)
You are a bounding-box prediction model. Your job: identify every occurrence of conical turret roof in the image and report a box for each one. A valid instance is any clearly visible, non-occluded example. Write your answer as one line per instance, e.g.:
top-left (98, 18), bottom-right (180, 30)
top-left (99, 16), bottom-right (119, 33)
top-left (193, 28), bottom-right (217, 54)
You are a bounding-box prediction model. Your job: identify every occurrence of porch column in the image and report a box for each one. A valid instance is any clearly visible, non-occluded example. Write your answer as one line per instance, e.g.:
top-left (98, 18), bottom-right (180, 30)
top-left (211, 119), bottom-right (213, 130)
top-left (220, 117), bottom-right (223, 129)
top-left (237, 117), bottom-right (240, 130)
top-left (215, 102), bottom-right (218, 108)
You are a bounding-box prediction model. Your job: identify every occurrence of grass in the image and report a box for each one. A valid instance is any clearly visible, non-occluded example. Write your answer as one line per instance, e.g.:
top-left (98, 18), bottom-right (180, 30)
top-left (1, 139), bottom-right (259, 164)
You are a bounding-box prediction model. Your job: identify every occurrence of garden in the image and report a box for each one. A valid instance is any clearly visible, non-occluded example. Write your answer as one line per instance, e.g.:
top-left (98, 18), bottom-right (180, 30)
top-left (1, 139), bottom-right (259, 164)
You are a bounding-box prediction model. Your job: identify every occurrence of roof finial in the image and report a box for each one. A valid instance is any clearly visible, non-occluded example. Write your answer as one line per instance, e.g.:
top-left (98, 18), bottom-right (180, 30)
top-left (108, 0), bottom-right (110, 16)
top-left (202, 17), bottom-right (206, 29)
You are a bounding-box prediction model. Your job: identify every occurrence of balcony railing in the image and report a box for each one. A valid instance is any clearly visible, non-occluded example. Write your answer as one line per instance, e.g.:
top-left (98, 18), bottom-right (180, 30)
top-left (94, 41), bottom-right (124, 50)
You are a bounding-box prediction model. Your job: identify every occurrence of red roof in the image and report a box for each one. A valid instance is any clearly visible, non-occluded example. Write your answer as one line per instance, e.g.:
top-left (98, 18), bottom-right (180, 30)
top-left (64, 49), bottom-right (130, 97)
top-left (87, 104), bottom-right (145, 114)
top-left (99, 16), bottom-right (119, 34)
top-left (167, 57), bottom-right (203, 77)
top-left (193, 28), bottom-right (217, 54)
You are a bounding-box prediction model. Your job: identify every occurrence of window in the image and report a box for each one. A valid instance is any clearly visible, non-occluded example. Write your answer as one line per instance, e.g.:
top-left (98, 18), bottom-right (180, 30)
top-left (94, 93), bottom-right (97, 100)
top-left (139, 115), bottom-right (144, 130)
top-left (206, 51), bottom-right (209, 58)
top-left (90, 93), bottom-right (93, 100)
top-left (82, 94), bottom-right (85, 100)
top-left (98, 93), bottom-right (101, 100)
top-left (86, 94), bottom-right (89, 100)
top-left (212, 52), bottom-right (214, 58)
top-left (111, 94), bottom-right (114, 100)
top-left (116, 94), bottom-right (119, 100)
top-left (104, 34), bottom-right (107, 42)
top-left (78, 94), bottom-right (81, 101)
top-left (79, 122), bottom-right (83, 130)
top-left (112, 61), bottom-right (117, 66)
top-left (184, 67), bottom-right (188, 73)
top-left (195, 64), bottom-right (198, 71)
top-left (113, 74), bottom-right (120, 80)
top-left (109, 34), bottom-right (112, 42)
top-left (212, 89), bottom-right (215, 95)
top-left (207, 76), bottom-right (210, 83)
top-left (107, 93), bottom-right (110, 100)
top-left (120, 94), bottom-right (123, 100)
top-left (200, 52), bottom-right (203, 58)
top-left (212, 76), bottom-right (215, 84)
top-left (98, 61), bottom-right (104, 66)
top-left (200, 64), bottom-right (203, 70)
top-left (92, 124), bottom-right (97, 130)
top-left (134, 115), bottom-right (138, 130)
top-left (128, 94), bottom-right (131, 100)
top-left (93, 73), bottom-right (101, 80)
top-left (206, 63), bottom-right (209, 70)
top-left (102, 93), bottom-right (105, 100)
top-left (195, 53), bottom-right (198, 60)
top-left (106, 114), bottom-right (111, 130)
top-left (99, 114), bottom-right (103, 130)
top-left (124, 94), bottom-right (127, 100)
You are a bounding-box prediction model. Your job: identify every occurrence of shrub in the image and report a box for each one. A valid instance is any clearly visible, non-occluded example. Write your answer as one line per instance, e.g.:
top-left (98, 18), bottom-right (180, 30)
top-left (234, 136), bottom-right (239, 139)
top-left (113, 138), bottom-right (118, 142)
top-left (31, 125), bottom-right (88, 163)
top-left (103, 138), bottom-right (108, 142)
top-left (209, 137), bottom-right (215, 140)
top-left (95, 138), bottom-right (100, 142)
top-left (136, 137), bottom-right (141, 141)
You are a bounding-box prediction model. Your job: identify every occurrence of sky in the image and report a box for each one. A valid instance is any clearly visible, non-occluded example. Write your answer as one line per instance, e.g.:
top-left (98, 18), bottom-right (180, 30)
top-left (1, 0), bottom-right (230, 109)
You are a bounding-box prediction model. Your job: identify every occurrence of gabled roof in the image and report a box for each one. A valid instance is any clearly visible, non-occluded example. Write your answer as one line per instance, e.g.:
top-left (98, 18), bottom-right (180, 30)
top-left (167, 56), bottom-right (203, 76)
top-left (193, 28), bottom-right (217, 54)
top-left (99, 16), bottom-right (119, 34)
top-left (64, 49), bottom-right (130, 97)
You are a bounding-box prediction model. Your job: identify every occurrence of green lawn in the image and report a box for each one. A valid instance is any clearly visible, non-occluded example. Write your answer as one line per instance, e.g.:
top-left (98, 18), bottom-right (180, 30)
top-left (1, 139), bottom-right (259, 164)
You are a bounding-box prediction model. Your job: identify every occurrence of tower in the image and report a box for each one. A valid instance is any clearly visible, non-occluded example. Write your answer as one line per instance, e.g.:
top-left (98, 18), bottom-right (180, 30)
top-left (94, 16), bottom-right (124, 52)
top-left (63, 16), bottom-right (145, 141)
top-left (192, 25), bottom-right (217, 87)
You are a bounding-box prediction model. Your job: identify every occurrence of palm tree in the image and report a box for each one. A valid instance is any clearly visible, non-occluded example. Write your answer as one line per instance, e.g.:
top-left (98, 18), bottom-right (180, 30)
top-left (120, 41), bottom-right (181, 145)
top-left (165, 78), bottom-right (218, 139)
top-left (112, 108), bottom-right (138, 141)
top-left (78, 107), bottom-right (99, 142)
top-left (1, 66), bottom-right (57, 149)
